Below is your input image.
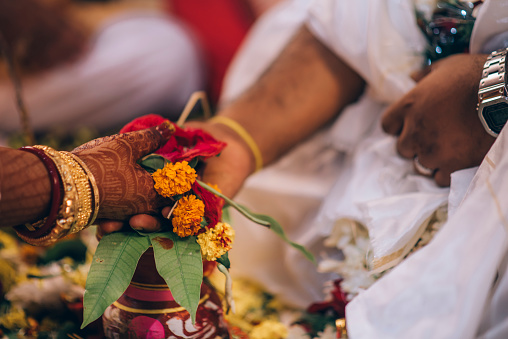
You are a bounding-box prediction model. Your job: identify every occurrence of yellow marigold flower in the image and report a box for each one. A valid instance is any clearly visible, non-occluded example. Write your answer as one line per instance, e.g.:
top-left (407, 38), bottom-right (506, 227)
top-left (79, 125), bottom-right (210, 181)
top-left (172, 195), bottom-right (205, 237)
top-left (152, 161), bottom-right (197, 197)
top-left (250, 320), bottom-right (288, 339)
top-left (197, 222), bottom-right (235, 261)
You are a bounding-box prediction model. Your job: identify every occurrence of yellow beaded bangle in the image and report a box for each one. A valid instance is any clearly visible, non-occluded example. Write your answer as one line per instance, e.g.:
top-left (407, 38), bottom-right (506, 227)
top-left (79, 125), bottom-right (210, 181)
top-left (209, 116), bottom-right (263, 172)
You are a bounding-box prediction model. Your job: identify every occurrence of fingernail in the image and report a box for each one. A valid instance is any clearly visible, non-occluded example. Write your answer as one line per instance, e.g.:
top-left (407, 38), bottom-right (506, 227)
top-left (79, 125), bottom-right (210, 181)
top-left (156, 121), bottom-right (175, 139)
top-left (132, 226), bottom-right (145, 232)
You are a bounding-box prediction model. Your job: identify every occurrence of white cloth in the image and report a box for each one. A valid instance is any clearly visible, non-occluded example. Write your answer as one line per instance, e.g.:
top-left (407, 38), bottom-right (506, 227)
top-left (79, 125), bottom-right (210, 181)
top-left (0, 12), bottom-right (204, 133)
top-left (225, 0), bottom-right (446, 307)
top-left (222, 0), bottom-right (508, 337)
top-left (347, 127), bottom-right (508, 339)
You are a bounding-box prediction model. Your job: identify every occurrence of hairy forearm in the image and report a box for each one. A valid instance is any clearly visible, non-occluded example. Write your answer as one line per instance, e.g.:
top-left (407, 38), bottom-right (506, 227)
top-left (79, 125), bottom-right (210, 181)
top-left (217, 25), bottom-right (365, 166)
top-left (0, 147), bottom-right (51, 227)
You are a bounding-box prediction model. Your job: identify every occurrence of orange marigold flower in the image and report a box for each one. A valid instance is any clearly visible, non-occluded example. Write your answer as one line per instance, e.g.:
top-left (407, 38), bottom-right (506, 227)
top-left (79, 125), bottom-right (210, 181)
top-left (171, 195), bottom-right (205, 237)
top-left (152, 161), bottom-right (197, 197)
top-left (196, 222), bottom-right (235, 261)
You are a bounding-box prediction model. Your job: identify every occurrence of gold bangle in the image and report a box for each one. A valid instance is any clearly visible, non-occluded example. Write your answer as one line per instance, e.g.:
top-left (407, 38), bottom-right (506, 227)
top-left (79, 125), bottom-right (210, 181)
top-left (59, 152), bottom-right (92, 234)
top-left (16, 147), bottom-right (99, 246)
top-left (209, 116), bottom-right (263, 172)
top-left (65, 152), bottom-right (100, 227)
top-left (17, 146), bottom-right (78, 246)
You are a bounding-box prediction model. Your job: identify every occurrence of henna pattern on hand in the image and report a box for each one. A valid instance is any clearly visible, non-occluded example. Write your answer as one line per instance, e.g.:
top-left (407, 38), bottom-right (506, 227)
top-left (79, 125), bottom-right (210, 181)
top-left (72, 123), bottom-right (174, 220)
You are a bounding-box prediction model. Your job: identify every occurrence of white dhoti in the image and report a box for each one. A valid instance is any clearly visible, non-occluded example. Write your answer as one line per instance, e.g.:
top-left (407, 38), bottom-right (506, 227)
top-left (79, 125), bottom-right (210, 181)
top-left (221, 0), bottom-right (508, 337)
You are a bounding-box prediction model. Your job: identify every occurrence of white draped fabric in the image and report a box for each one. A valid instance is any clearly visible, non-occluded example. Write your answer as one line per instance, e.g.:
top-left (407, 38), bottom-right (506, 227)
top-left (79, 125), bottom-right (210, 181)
top-left (221, 0), bottom-right (508, 337)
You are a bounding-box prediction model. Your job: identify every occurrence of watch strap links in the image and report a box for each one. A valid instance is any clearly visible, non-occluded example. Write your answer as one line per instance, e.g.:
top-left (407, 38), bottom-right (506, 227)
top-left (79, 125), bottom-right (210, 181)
top-left (478, 48), bottom-right (508, 105)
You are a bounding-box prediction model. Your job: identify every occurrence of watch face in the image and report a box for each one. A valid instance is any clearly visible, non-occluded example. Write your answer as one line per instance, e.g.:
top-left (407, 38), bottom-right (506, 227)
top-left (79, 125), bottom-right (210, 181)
top-left (482, 101), bottom-right (508, 135)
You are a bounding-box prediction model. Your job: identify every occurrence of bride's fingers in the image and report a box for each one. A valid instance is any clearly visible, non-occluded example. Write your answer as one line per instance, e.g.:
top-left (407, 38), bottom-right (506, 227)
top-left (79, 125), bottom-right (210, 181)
top-left (96, 220), bottom-right (125, 234)
top-left (161, 206), bottom-right (172, 219)
top-left (129, 214), bottom-right (163, 232)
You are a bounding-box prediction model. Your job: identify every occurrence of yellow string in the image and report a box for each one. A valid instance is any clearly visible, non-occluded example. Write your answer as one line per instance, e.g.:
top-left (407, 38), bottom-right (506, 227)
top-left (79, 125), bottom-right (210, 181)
top-left (209, 116), bottom-right (263, 172)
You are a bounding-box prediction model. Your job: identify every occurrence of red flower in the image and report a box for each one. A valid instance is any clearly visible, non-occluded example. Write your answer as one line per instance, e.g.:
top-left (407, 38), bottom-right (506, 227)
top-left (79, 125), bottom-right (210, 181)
top-left (192, 181), bottom-right (224, 229)
top-left (307, 279), bottom-right (348, 319)
top-left (120, 114), bottom-right (226, 162)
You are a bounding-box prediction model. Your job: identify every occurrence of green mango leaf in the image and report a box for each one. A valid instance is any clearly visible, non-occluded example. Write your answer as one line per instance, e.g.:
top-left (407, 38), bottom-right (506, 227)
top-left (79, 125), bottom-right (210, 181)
top-left (216, 252), bottom-right (230, 269)
top-left (139, 154), bottom-right (168, 173)
top-left (149, 232), bottom-right (203, 323)
top-left (197, 180), bottom-right (315, 264)
top-left (81, 232), bottom-right (151, 329)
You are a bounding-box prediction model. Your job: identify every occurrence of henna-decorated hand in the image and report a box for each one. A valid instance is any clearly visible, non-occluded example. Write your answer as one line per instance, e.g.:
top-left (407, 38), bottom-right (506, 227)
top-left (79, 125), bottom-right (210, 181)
top-left (99, 119), bottom-right (255, 234)
top-left (72, 121), bottom-right (175, 221)
top-left (381, 53), bottom-right (496, 187)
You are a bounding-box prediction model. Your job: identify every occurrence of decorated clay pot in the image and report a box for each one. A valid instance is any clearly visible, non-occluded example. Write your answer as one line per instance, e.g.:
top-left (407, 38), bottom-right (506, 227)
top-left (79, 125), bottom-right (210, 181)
top-left (102, 248), bottom-right (230, 338)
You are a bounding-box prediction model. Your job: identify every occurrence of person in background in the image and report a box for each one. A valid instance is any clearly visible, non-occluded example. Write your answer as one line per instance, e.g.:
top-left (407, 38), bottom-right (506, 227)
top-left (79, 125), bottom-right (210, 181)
top-left (0, 0), bottom-right (203, 136)
top-left (0, 0), bottom-right (284, 140)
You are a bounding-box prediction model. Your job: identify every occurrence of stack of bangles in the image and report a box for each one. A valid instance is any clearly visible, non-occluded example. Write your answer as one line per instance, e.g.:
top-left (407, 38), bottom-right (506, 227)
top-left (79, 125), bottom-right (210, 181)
top-left (15, 145), bottom-right (99, 246)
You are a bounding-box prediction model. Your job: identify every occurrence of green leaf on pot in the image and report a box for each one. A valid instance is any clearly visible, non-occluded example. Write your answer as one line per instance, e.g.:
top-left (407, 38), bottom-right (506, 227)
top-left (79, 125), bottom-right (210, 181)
top-left (81, 232), bottom-right (151, 329)
top-left (149, 232), bottom-right (203, 323)
top-left (197, 180), bottom-right (315, 264)
top-left (139, 154), bottom-right (168, 173)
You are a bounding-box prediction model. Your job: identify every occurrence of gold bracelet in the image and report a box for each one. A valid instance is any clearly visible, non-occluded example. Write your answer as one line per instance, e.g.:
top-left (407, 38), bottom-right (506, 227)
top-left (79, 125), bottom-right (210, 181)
top-left (65, 152), bottom-right (100, 227)
top-left (59, 152), bottom-right (92, 234)
top-left (16, 146), bottom-right (78, 246)
top-left (16, 147), bottom-right (99, 246)
top-left (209, 116), bottom-right (263, 172)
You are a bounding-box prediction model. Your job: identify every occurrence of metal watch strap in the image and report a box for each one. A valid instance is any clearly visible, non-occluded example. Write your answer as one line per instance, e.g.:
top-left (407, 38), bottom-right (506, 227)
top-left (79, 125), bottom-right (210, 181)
top-left (478, 48), bottom-right (508, 107)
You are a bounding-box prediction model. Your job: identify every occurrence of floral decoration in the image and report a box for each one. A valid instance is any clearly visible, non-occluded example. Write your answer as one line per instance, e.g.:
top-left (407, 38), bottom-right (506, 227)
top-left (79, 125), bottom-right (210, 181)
top-left (152, 161), bottom-right (197, 197)
top-left (171, 194), bottom-right (205, 237)
top-left (197, 222), bottom-right (235, 261)
top-left (81, 114), bottom-right (314, 330)
top-left (120, 114), bottom-right (227, 163)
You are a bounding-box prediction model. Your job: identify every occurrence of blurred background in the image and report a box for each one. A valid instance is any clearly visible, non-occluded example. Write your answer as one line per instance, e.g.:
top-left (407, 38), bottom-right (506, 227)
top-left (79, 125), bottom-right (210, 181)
top-left (0, 0), bottom-right (283, 149)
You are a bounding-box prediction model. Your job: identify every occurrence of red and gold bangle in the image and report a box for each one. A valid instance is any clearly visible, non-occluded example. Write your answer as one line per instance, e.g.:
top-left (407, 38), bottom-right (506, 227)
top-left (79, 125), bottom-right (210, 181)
top-left (16, 146), bottom-right (63, 239)
top-left (16, 146), bottom-right (78, 246)
top-left (15, 146), bottom-right (98, 246)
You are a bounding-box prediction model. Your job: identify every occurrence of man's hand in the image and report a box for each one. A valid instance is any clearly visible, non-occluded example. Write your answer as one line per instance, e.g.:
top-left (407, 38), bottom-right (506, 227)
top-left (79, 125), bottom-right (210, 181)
top-left (381, 53), bottom-right (496, 186)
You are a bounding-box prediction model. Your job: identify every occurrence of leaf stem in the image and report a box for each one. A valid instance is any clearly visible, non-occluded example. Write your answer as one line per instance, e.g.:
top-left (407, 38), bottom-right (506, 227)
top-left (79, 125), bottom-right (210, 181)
top-left (196, 180), bottom-right (270, 227)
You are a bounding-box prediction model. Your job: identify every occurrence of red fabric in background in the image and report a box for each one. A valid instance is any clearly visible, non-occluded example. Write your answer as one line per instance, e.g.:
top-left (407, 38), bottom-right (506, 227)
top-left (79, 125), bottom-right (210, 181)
top-left (169, 0), bottom-right (255, 105)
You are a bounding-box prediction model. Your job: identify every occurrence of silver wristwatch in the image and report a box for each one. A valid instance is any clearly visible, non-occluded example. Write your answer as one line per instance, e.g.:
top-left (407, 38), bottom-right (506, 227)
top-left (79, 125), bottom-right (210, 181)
top-left (477, 47), bottom-right (508, 137)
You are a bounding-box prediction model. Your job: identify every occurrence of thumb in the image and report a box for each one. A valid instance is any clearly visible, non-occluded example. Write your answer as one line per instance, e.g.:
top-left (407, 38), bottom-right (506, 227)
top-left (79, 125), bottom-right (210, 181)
top-left (381, 100), bottom-right (406, 136)
top-left (123, 120), bottom-right (175, 160)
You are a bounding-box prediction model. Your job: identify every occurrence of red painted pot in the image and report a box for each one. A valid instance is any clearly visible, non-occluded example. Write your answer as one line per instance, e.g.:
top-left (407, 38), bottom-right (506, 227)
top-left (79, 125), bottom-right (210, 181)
top-left (102, 248), bottom-right (230, 338)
